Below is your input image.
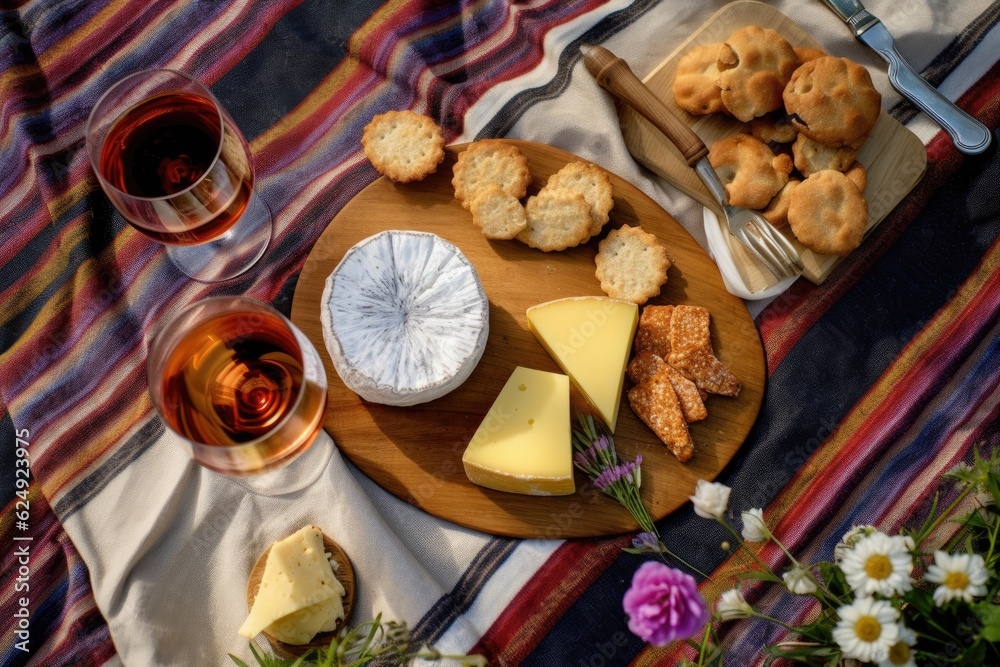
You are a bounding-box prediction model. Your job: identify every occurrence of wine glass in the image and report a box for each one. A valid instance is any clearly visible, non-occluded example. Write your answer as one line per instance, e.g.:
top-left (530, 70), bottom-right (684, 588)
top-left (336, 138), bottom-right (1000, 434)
top-left (85, 69), bottom-right (271, 282)
top-left (147, 296), bottom-right (328, 475)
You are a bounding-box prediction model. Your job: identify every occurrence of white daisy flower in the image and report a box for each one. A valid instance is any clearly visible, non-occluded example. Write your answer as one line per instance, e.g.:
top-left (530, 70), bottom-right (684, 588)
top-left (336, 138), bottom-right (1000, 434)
top-left (783, 565), bottom-right (818, 595)
top-left (878, 623), bottom-right (917, 667)
top-left (834, 525), bottom-right (879, 564)
top-left (715, 588), bottom-right (753, 620)
top-left (924, 551), bottom-right (988, 605)
top-left (741, 508), bottom-right (768, 542)
top-left (833, 596), bottom-right (900, 663)
top-left (689, 480), bottom-right (731, 521)
top-left (840, 532), bottom-right (913, 596)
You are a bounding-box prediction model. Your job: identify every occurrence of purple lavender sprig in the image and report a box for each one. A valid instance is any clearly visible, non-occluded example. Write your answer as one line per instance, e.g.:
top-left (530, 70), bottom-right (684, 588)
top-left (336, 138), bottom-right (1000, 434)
top-left (572, 414), bottom-right (657, 537)
top-left (572, 414), bottom-right (710, 578)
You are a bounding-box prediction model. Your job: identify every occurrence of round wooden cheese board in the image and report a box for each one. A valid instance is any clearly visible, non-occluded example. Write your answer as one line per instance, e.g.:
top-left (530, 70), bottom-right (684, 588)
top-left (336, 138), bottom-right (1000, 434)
top-left (290, 140), bottom-right (766, 538)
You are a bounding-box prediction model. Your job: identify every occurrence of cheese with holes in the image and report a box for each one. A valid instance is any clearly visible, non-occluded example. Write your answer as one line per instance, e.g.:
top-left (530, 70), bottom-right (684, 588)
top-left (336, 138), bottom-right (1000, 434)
top-left (239, 526), bottom-right (345, 644)
top-left (462, 366), bottom-right (574, 495)
top-left (321, 231), bottom-right (489, 406)
top-left (526, 296), bottom-right (638, 431)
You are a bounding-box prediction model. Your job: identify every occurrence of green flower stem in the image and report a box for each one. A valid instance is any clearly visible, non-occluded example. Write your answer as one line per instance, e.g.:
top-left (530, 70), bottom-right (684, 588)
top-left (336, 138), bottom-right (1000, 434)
top-left (750, 611), bottom-right (797, 632)
top-left (720, 521), bottom-right (771, 573)
top-left (719, 521), bottom-right (844, 608)
top-left (696, 622), bottom-right (712, 667)
top-left (916, 485), bottom-right (974, 545)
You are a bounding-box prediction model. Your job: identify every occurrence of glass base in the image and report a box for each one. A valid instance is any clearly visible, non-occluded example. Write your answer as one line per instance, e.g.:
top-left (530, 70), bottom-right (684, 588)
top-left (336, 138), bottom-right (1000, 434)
top-left (165, 188), bottom-right (272, 282)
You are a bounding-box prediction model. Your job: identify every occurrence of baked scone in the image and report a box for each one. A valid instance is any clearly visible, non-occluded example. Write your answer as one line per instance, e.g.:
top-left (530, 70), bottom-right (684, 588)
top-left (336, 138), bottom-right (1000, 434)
top-left (787, 170), bottom-right (868, 256)
top-left (469, 184), bottom-right (527, 240)
top-left (362, 110), bottom-right (445, 182)
top-left (452, 139), bottom-right (531, 209)
top-left (794, 46), bottom-right (827, 64)
top-left (708, 133), bottom-right (793, 210)
top-left (783, 56), bottom-right (882, 148)
top-left (760, 179), bottom-right (799, 228)
top-left (544, 161), bottom-right (615, 237)
top-left (792, 134), bottom-right (858, 176)
top-left (594, 225), bottom-right (671, 305)
top-left (516, 190), bottom-right (592, 251)
top-left (716, 26), bottom-right (800, 122)
top-left (672, 43), bottom-right (726, 116)
top-left (750, 112), bottom-right (797, 145)
top-left (845, 161), bottom-right (867, 194)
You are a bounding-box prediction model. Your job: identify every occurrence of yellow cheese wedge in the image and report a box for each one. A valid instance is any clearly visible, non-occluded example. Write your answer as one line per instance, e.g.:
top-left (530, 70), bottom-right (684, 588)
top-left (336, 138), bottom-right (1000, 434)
top-left (239, 526), bottom-right (345, 642)
top-left (462, 366), bottom-right (574, 496)
top-left (526, 296), bottom-right (638, 432)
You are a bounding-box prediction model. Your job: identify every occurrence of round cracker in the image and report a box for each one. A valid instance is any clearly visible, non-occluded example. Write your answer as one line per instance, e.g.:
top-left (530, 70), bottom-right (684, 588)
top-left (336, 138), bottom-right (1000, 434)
top-left (452, 139), bottom-right (531, 209)
top-left (594, 224), bottom-right (671, 304)
top-left (515, 191), bottom-right (592, 252)
top-left (470, 184), bottom-right (527, 240)
top-left (361, 110), bottom-right (445, 182)
top-left (544, 161), bottom-right (614, 237)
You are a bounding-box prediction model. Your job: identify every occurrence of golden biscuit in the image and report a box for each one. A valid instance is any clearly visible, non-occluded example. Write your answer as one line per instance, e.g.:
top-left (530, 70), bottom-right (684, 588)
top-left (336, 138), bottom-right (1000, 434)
top-left (794, 46), bottom-right (827, 63)
top-left (544, 161), bottom-right (615, 237)
top-left (515, 191), bottom-right (592, 251)
top-left (362, 110), bottom-right (445, 182)
top-left (469, 184), bottom-right (527, 240)
top-left (594, 225), bottom-right (671, 305)
top-left (672, 43), bottom-right (726, 115)
top-left (792, 133), bottom-right (858, 176)
top-left (750, 112), bottom-right (797, 145)
top-left (709, 133), bottom-right (793, 210)
top-left (761, 179), bottom-right (799, 228)
top-left (452, 139), bottom-right (531, 209)
top-left (717, 26), bottom-right (800, 122)
top-left (845, 161), bottom-right (867, 194)
top-left (787, 170), bottom-right (868, 256)
top-left (784, 56), bottom-right (882, 148)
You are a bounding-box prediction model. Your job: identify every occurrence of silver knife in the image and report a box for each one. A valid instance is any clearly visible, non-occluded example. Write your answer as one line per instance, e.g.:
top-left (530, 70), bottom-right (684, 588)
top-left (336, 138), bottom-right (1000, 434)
top-left (821, 0), bottom-right (992, 155)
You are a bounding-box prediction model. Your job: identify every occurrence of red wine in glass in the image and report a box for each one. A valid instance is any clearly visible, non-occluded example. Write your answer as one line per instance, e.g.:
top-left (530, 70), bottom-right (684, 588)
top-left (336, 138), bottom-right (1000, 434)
top-left (86, 69), bottom-right (271, 281)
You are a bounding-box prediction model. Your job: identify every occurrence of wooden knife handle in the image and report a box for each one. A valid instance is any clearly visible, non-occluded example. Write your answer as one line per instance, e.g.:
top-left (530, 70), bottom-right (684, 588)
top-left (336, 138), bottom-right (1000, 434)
top-left (583, 45), bottom-right (708, 167)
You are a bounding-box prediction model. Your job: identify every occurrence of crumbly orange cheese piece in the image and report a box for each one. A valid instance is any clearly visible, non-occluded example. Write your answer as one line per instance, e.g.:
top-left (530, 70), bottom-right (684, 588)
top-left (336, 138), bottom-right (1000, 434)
top-left (627, 350), bottom-right (707, 423)
top-left (667, 305), bottom-right (741, 397)
top-left (627, 369), bottom-right (695, 463)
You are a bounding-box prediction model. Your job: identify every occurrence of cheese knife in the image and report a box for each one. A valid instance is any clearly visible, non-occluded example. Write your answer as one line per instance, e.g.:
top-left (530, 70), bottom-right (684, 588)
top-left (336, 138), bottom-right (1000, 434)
top-left (820, 0), bottom-right (991, 154)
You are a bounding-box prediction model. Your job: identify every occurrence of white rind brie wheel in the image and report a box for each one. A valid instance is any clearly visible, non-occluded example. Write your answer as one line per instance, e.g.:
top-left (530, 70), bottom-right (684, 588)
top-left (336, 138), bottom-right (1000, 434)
top-left (321, 230), bottom-right (490, 406)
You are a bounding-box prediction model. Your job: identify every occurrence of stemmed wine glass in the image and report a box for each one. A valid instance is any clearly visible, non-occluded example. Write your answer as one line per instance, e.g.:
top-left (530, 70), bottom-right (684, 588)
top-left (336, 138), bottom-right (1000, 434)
top-left (85, 69), bottom-right (271, 282)
top-left (147, 296), bottom-right (328, 476)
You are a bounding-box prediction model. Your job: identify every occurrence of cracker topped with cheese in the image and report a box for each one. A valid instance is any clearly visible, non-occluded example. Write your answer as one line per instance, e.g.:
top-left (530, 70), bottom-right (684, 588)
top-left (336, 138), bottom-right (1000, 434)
top-left (240, 526), bottom-right (351, 648)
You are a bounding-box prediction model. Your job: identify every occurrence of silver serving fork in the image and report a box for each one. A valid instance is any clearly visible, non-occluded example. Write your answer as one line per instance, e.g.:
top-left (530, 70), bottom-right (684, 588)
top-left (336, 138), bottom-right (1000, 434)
top-left (583, 46), bottom-right (803, 281)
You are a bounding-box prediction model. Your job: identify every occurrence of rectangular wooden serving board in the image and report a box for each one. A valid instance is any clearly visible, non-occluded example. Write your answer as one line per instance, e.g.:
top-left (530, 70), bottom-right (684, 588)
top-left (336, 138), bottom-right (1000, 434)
top-left (617, 0), bottom-right (927, 289)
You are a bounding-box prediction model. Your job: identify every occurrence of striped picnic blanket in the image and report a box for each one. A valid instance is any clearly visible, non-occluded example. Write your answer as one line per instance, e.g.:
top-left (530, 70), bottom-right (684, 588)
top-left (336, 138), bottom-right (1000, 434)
top-left (1, 1), bottom-right (998, 665)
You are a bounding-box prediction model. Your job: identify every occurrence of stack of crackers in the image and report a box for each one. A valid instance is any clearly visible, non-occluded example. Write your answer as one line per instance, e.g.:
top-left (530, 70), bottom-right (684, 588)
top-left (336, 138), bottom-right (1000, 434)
top-left (362, 111), bottom-right (674, 305)
top-left (626, 304), bottom-right (739, 462)
top-left (673, 25), bottom-right (879, 257)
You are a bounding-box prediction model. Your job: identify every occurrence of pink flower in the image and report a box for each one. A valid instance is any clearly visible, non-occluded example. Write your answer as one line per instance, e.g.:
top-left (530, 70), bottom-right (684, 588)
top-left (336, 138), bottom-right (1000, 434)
top-left (623, 561), bottom-right (709, 646)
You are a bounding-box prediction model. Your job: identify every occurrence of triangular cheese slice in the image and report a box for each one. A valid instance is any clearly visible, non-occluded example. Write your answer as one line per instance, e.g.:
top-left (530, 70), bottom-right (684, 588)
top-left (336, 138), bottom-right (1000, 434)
top-left (462, 366), bottom-right (574, 496)
top-left (239, 526), bottom-right (343, 640)
top-left (526, 297), bottom-right (638, 432)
